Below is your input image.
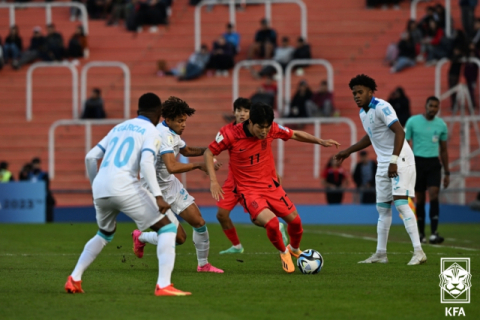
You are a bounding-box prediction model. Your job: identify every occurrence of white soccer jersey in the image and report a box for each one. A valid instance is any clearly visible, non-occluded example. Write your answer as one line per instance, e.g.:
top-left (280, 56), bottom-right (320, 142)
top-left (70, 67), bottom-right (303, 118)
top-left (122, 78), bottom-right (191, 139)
top-left (92, 116), bottom-right (161, 198)
top-left (359, 97), bottom-right (414, 166)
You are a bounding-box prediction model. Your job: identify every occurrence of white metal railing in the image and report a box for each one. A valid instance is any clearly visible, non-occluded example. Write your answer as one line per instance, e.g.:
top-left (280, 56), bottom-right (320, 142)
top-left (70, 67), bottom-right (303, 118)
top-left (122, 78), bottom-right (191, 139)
top-left (26, 61), bottom-right (79, 121)
top-left (233, 60), bottom-right (283, 113)
top-left (410, 0), bottom-right (451, 37)
top-left (284, 59), bottom-right (334, 116)
top-left (195, 0), bottom-right (307, 51)
top-left (276, 117), bottom-right (357, 179)
top-left (0, 2), bottom-right (89, 34)
top-left (48, 119), bottom-right (124, 178)
top-left (81, 61), bottom-right (131, 120)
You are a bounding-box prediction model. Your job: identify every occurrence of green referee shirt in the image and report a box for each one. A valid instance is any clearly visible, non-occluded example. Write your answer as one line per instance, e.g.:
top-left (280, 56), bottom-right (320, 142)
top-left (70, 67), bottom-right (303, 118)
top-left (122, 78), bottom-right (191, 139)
top-left (405, 114), bottom-right (448, 158)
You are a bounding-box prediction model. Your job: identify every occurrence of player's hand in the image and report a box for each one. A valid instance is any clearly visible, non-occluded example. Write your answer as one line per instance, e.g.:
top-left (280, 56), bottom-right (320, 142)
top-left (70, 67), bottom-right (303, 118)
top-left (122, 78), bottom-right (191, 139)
top-left (156, 196), bottom-right (170, 214)
top-left (276, 173), bottom-right (283, 185)
top-left (388, 163), bottom-right (398, 179)
top-left (443, 175), bottom-right (450, 189)
top-left (210, 180), bottom-right (224, 201)
top-left (333, 150), bottom-right (350, 164)
top-left (319, 139), bottom-right (340, 148)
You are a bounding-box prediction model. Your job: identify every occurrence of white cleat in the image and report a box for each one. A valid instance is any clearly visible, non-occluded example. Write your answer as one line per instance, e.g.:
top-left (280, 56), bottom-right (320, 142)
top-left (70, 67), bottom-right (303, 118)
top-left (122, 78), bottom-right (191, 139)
top-left (358, 252), bottom-right (388, 264)
top-left (407, 251), bottom-right (427, 265)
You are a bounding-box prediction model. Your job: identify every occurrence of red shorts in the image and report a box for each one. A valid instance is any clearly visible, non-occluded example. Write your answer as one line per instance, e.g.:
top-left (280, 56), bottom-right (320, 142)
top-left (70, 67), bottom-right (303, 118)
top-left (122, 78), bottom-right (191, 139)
top-left (216, 173), bottom-right (242, 211)
top-left (239, 186), bottom-right (296, 221)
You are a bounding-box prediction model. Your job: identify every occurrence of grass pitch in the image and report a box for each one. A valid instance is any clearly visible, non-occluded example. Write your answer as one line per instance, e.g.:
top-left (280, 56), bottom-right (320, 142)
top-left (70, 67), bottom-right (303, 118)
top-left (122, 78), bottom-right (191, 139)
top-left (0, 222), bottom-right (479, 320)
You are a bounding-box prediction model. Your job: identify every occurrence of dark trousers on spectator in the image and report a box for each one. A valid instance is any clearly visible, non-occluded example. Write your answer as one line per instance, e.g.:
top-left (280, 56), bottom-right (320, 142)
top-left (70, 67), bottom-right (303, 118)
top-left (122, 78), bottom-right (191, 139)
top-left (326, 190), bottom-right (343, 204)
top-left (210, 54), bottom-right (234, 71)
top-left (184, 63), bottom-right (203, 80)
top-left (461, 6), bottom-right (475, 39)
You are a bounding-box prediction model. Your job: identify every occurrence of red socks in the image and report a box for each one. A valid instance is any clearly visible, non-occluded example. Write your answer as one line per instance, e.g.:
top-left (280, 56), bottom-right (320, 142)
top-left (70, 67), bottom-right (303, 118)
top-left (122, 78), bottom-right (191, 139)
top-left (287, 215), bottom-right (303, 249)
top-left (265, 218), bottom-right (286, 252)
top-left (223, 227), bottom-right (241, 246)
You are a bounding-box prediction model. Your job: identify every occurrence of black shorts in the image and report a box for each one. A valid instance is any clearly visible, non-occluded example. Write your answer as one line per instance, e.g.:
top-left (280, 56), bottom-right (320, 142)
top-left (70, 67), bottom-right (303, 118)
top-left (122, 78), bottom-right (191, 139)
top-left (414, 157), bottom-right (442, 191)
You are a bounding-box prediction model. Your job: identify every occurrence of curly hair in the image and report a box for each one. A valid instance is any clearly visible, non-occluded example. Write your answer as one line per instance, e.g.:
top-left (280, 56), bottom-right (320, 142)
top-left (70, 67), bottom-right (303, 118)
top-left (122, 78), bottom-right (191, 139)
top-left (161, 96), bottom-right (196, 120)
top-left (348, 74), bottom-right (377, 92)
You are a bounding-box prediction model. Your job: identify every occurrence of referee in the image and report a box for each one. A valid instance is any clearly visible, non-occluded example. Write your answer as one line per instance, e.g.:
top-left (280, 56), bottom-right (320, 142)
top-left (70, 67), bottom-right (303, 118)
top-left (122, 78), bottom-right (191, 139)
top-left (405, 96), bottom-right (449, 244)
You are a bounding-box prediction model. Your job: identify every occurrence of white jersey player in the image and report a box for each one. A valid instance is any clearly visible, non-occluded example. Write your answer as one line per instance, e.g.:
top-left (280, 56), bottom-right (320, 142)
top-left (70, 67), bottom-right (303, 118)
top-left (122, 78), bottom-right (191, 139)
top-left (334, 74), bottom-right (426, 265)
top-left (65, 93), bottom-right (191, 296)
top-left (132, 96), bottom-right (224, 273)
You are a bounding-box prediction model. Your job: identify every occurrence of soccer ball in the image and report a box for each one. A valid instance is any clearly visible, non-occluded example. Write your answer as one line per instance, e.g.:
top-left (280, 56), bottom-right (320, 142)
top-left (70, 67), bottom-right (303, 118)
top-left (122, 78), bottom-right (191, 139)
top-left (297, 249), bottom-right (323, 274)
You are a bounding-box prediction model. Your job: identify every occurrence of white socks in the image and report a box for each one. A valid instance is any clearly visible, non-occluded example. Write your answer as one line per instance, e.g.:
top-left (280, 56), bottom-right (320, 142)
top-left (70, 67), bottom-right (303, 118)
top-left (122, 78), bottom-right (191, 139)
top-left (71, 233), bottom-right (109, 281)
top-left (156, 223), bottom-right (177, 288)
top-left (395, 199), bottom-right (422, 252)
top-left (376, 203), bottom-right (392, 254)
top-left (193, 225), bottom-right (210, 267)
top-left (139, 231), bottom-right (158, 245)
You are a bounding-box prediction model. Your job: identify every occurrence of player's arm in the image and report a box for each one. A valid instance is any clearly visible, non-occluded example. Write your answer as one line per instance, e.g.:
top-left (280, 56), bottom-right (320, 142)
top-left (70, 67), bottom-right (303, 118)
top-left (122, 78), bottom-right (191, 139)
top-left (387, 121), bottom-right (406, 178)
top-left (162, 152), bottom-right (204, 174)
top-left (290, 130), bottom-right (340, 148)
top-left (85, 140), bottom-right (107, 185)
top-left (140, 150), bottom-right (169, 213)
top-left (440, 140), bottom-right (450, 188)
top-left (334, 134), bottom-right (371, 164)
top-left (179, 146), bottom-right (207, 157)
top-left (204, 148), bottom-right (224, 201)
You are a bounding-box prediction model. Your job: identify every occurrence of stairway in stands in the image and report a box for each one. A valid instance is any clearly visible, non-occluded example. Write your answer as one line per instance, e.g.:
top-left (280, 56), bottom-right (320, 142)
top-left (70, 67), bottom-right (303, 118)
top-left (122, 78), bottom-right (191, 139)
top-left (0, 0), bottom-right (478, 207)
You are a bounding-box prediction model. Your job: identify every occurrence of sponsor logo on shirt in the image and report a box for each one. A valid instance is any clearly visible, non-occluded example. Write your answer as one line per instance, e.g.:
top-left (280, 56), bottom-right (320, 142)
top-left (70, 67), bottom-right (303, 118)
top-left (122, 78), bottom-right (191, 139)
top-left (167, 135), bottom-right (174, 146)
top-left (215, 132), bottom-right (224, 143)
top-left (382, 107), bottom-right (392, 116)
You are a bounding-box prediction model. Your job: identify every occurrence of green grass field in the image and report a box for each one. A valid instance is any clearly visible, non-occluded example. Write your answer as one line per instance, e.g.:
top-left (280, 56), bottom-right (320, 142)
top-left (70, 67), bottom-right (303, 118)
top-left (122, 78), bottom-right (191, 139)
top-left (0, 222), bottom-right (479, 320)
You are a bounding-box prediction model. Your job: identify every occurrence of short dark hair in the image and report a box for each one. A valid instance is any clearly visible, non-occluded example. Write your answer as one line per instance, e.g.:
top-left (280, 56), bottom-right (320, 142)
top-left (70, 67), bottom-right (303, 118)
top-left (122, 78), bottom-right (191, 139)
top-left (93, 88), bottom-right (101, 96)
top-left (227, 23), bottom-right (233, 29)
top-left (32, 157), bottom-right (41, 164)
top-left (162, 96), bottom-right (195, 120)
top-left (138, 93), bottom-right (161, 111)
top-left (0, 161), bottom-right (8, 170)
top-left (349, 74), bottom-right (377, 92)
top-left (233, 98), bottom-right (251, 112)
top-left (250, 102), bottom-right (274, 126)
top-left (426, 96), bottom-right (440, 104)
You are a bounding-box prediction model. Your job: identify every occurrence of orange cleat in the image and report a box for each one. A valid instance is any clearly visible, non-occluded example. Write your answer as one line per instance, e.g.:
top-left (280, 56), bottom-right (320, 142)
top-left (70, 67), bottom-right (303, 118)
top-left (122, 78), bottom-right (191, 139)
top-left (280, 251), bottom-right (295, 273)
top-left (155, 284), bottom-right (191, 296)
top-left (65, 276), bottom-right (84, 294)
top-left (132, 229), bottom-right (146, 258)
top-left (287, 244), bottom-right (302, 259)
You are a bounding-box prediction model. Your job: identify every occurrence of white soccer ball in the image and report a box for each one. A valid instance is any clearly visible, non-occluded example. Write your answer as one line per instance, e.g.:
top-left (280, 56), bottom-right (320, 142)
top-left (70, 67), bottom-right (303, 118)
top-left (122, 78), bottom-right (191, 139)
top-left (297, 249), bottom-right (323, 274)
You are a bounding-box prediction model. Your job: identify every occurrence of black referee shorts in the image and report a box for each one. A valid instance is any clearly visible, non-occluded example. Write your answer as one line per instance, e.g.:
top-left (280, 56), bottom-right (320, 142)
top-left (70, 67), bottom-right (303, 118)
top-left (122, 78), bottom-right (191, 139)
top-left (414, 156), bottom-right (442, 191)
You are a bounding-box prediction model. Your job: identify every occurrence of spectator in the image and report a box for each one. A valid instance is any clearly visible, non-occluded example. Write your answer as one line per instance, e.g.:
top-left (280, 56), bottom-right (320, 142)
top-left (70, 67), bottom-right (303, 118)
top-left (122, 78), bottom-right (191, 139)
top-left (448, 47), bottom-right (464, 109)
top-left (250, 87), bottom-right (275, 109)
top-left (208, 36), bottom-right (235, 76)
top-left (262, 77), bottom-right (277, 97)
top-left (353, 151), bottom-right (377, 204)
top-left (87, 0), bottom-right (106, 19)
top-left (0, 161), bottom-right (14, 182)
top-left (107, 0), bottom-right (127, 26)
top-left (406, 20), bottom-right (423, 55)
top-left (434, 3), bottom-right (447, 30)
top-left (292, 37), bottom-right (312, 75)
top-left (45, 24), bottom-right (65, 61)
top-left (19, 163), bottom-right (32, 181)
top-left (288, 80), bottom-right (313, 118)
top-left (178, 44), bottom-right (210, 81)
top-left (68, 25), bottom-right (88, 58)
top-left (223, 23), bottom-right (240, 54)
top-left (309, 80), bottom-right (335, 117)
top-left (70, 0), bottom-right (86, 21)
top-left (0, 36), bottom-right (4, 70)
top-left (390, 32), bottom-right (416, 73)
top-left (12, 27), bottom-right (46, 70)
top-left (465, 45), bottom-right (479, 108)
top-left (135, 0), bottom-right (168, 33)
top-left (472, 19), bottom-right (480, 48)
top-left (424, 19), bottom-right (447, 64)
top-left (321, 157), bottom-right (348, 204)
top-left (387, 87), bottom-right (411, 126)
top-left (28, 157), bottom-right (55, 223)
top-left (460, 0), bottom-right (478, 40)
top-left (247, 18), bottom-right (277, 59)
top-left (125, 0), bottom-right (138, 31)
top-left (256, 36), bottom-right (295, 79)
top-left (418, 6), bottom-right (436, 36)
top-left (3, 25), bottom-right (23, 65)
top-left (82, 88), bottom-right (106, 119)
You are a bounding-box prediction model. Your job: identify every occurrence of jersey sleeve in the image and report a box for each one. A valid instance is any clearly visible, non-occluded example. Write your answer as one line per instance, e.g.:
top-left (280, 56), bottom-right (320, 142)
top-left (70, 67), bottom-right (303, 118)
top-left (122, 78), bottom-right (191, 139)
top-left (377, 103), bottom-right (399, 128)
top-left (96, 135), bottom-right (109, 153)
top-left (404, 117), bottom-right (413, 140)
top-left (440, 120), bottom-right (448, 141)
top-left (142, 129), bottom-right (162, 159)
top-left (179, 139), bottom-right (186, 149)
top-left (159, 131), bottom-right (176, 155)
top-left (270, 122), bottom-right (294, 141)
top-left (208, 127), bottom-right (231, 156)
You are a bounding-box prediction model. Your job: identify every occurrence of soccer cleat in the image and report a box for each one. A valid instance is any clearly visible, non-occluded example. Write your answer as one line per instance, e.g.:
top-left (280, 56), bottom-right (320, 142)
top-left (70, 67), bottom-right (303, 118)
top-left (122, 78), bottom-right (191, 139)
top-left (219, 246), bottom-right (244, 254)
top-left (429, 233), bottom-right (444, 244)
top-left (64, 276), bottom-right (84, 294)
top-left (358, 252), bottom-right (388, 264)
top-left (280, 251), bottom-right (295, 273)
top-left (155, 284), bottom-right (191, 296)
top-left (131, 229), bottom-right (146, 258)
top-left (279, 222), bottom-right (289, 247)
top-left (197, 263), bottom-right (224, 273)
top-left (287, 244), bottom-right (302, 259)
top-left (407, 250), bottom-right (427, 265)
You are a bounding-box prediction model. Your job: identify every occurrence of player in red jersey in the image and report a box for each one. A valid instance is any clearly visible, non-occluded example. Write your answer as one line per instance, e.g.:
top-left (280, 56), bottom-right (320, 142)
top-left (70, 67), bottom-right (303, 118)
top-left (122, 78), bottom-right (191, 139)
top-left (205, 102), bottom-right (340, 273)
top-left (217, 98), bottom-right (288, 254)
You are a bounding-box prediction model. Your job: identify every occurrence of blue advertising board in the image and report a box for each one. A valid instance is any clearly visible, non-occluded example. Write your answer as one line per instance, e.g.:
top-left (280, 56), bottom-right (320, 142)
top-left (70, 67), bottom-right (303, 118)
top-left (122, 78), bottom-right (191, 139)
top-left (0, 181), bottom-right (46, 223)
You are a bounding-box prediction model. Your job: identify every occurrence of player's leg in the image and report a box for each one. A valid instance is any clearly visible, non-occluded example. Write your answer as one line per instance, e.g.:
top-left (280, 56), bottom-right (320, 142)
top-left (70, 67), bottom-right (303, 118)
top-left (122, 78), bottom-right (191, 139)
top-left (427, 159), bottom-right (443, 244)
top-left (217, 206), bottom-right (244, 254)
top-left (414, 160), bottom-right (428, 243)
top-left (66, 197), bottom-right (118, 293)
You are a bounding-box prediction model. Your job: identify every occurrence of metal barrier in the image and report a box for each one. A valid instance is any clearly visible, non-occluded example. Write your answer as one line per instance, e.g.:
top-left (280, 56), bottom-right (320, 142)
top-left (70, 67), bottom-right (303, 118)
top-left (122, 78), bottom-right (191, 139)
top-left (48, 119), bottom-right (124, 178)
top-left (26, 61), bottom-right (79, 121)
top-left (81, 61), bottom-right (131, 120)
top-left (0, 2), bottom-right (89, 34)
top-left (284, 59), bottom-right (334, 116)
top-left (233, 60), bottom-right (283, 113)
top-left (275, 117), bottom-right (357, 179)
top-left (435, 57), bottom-right (480, 103)
top-left (195, 0), bottom-right (307, 51)
top-left (410, 0), bottom-right (451, 37)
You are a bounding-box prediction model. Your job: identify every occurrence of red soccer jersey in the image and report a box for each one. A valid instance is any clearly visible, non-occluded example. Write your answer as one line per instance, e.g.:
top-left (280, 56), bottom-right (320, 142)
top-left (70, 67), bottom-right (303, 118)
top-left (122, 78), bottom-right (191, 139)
top-left (209, 121), bottom-right (293, 193)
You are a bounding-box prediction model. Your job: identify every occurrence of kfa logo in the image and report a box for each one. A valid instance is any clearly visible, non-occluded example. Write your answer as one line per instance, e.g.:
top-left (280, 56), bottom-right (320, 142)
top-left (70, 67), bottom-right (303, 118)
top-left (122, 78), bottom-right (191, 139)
top-left (439, 258), bottom-right (472, 304)
top-left (445, 307), bottom-right (465, 317)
